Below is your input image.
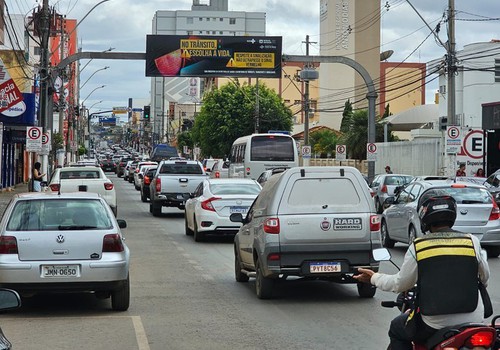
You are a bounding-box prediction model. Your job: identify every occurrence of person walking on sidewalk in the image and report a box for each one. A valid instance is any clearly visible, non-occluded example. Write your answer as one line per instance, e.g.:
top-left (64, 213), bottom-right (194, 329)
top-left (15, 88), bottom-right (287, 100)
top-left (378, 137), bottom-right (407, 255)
top-left (32, 162), bottom-right (45, 192)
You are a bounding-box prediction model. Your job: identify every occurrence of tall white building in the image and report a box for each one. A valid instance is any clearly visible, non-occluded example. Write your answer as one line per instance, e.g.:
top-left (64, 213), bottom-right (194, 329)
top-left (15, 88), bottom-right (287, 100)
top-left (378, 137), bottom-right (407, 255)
top-left (150, 0), bottom-right (266, 143)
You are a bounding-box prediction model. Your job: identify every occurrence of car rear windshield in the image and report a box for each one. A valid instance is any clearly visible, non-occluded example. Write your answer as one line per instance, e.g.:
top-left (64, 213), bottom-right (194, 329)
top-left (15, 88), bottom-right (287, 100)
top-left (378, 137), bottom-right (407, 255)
top-left (436, 187), bottom-right (493, 204)
top-left (60, 170), bottom-right (101, 179)
top-left (209, 183), bottom-right (261, 195)
top-left (6, 199), bottom-right (113, 231)
top-left (287, 178), bottom-right (361, 206)
top-left (250, 135), bottom-right (295, 162)
top-left (385, 175), bottom-right (413, 186)
top-left (159, 163), bottom-right (203, 175)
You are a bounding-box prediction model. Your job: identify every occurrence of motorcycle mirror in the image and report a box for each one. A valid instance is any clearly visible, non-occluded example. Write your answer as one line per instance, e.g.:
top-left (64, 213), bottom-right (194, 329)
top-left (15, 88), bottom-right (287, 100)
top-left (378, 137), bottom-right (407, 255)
top-left (373, 248), bottom-right (391, 262)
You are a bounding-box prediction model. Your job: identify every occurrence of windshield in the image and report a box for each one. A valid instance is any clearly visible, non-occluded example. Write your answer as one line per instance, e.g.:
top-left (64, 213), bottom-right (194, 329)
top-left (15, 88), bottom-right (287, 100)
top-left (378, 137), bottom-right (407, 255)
top-left (250, 135), bottom-right (295, 162)
top-left (7, 199), bottom-right (113, 231)
top-left (209, 183), bottom-right (261, 195)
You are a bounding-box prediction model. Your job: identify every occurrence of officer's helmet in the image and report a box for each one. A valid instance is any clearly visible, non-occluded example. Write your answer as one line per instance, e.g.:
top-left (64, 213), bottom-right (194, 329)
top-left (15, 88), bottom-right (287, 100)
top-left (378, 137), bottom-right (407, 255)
top-left (417, 190), bottom-right (457, 233)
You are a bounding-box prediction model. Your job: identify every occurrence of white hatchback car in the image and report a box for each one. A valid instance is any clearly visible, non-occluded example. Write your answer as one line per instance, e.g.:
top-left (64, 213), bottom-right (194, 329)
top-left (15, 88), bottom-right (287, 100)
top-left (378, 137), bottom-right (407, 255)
top-left (0, 192), bottom-right (130, 311)
top-left (184, 178), bottom-right (262, 242)
top-left (48, 166), bottom-right (118, 216)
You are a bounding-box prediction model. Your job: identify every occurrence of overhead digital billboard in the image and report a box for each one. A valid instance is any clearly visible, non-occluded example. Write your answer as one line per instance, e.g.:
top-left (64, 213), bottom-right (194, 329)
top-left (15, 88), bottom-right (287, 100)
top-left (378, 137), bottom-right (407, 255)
top-left (145, 35), bottom-right (282, 78)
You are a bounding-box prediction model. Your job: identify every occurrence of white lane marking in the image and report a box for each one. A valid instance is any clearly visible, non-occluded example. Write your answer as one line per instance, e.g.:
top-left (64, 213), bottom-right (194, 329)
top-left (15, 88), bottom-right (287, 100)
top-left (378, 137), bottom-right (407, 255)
top-left (132, 315), bottom-right (151, 350)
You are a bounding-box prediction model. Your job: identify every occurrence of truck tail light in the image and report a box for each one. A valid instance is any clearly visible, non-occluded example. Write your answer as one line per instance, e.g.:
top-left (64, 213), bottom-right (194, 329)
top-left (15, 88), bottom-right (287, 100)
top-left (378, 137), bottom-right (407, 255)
top-left (156, 177), bottom-right (161, 192)
top-left (0, 236), bottom-right (18, 254)
top-left (370, 215), bottom-right (380, 232)
top-left (201, 197), bottom-right (221, 212)
top-left (49, 184), bottom-right (60, 192)
top-left (215, 171), bottom-right (220, 178)
top-left (104, 183), bottom-right (114, 190)
top-left (102, 234), bottom-right (124, 252)
top-left (263, 218), bottom-right (280, 234)
top-left (489, 200), bottom-right (500, 221)
top-left (144, 175), bottom-right (151, 186)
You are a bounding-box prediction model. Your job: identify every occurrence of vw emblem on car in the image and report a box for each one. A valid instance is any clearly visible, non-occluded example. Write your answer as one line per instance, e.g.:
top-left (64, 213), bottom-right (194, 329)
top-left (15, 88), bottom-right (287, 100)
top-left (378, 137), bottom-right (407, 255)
top-left (236, 200), bottom-right (242, 205)
top-left (56, 234), bottom-right (65, 243)
top-left (320, 219), bottom-right (331, 231)
top-left (460, 209), bottom-right (468, 215)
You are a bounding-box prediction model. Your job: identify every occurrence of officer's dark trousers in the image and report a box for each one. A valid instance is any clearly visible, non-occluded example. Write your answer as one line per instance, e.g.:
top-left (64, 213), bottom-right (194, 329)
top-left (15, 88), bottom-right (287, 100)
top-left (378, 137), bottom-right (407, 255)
top-left (388, 312), bottom-right (438, 350)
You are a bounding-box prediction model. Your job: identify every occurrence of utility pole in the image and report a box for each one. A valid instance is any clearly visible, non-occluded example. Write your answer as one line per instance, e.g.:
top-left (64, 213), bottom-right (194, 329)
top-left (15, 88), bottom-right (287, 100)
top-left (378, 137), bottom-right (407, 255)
top-left (254, 78), bottom-right (259, 133)
top-left (38, 0), bottom-right (51, 176)
top-left (301, 35), bottom-right (318, 166)
top-left (447, 0), bottom-right (456, 126)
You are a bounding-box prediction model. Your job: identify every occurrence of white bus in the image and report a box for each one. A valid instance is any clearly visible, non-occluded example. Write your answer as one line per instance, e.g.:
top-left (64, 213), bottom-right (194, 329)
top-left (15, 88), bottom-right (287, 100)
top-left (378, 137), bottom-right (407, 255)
top-left (228, 133), bottom-right (299, 179)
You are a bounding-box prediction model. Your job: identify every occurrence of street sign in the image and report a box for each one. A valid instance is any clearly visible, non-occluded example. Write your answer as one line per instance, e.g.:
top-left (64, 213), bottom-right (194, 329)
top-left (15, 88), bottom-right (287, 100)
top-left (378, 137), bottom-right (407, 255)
top-left (40, 131), bottom-right (51, 155)
top-left (366, 143), bottom-right (377, 161)
top-left (302, 145), bottom-right (311, 159)
top-left (446, 126), bottom-right (462, 154)
top-left (193, 147), bottom-right (200, 155)
top-left (26, 126), bottom-right (42, 152)
top-left (335, 144), bottom-right (347, 161)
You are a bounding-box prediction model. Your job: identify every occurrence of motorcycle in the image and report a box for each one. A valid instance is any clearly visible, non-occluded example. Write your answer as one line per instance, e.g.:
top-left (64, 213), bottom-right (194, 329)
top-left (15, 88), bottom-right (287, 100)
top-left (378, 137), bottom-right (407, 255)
top-left (373, 248), bottom-right (500, 350)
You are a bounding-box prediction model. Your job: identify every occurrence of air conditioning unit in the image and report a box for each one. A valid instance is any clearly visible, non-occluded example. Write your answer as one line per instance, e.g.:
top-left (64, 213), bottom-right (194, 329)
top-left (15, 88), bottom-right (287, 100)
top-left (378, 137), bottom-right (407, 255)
top-left (439, 85), bottom-right (446, 94)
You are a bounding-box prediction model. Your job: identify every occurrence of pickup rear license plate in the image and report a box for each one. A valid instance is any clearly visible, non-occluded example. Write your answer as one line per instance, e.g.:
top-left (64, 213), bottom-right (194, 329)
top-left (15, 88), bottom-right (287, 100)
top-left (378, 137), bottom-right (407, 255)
top-left (310, 262), bottom-right (341, 273)
top-left (230, 206), bottom-right (248, 214)
top-left (42, 265), bottom-right (80, 278)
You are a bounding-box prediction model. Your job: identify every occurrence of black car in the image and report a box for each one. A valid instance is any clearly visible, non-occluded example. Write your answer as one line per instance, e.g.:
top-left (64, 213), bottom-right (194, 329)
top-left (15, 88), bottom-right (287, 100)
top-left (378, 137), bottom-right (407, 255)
top-left (100, 159), bottom-right (116, 172)
top-left (116, 157), bottom-right (133, 177)
top-left (141, 166), bottom-right (157, 202)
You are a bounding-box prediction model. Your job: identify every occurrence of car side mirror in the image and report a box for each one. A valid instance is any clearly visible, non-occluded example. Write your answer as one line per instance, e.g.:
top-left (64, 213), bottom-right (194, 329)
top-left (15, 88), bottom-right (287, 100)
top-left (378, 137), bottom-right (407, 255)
top-left (0, 289), bottom-right (21, 310)
top-left (189, 193), bottom-right (195, 199)
top-left (384, 197), bottom-right (396, 206)
top-left (117, 219), bottom-right (127, 229)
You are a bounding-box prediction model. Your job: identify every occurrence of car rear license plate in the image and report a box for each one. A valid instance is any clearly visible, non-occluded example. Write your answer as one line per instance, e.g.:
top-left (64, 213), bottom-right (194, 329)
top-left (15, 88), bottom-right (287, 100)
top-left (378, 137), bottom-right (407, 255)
top-left (230, 206), bottom-right (248, 214)
top-left (310, 262), bottom-right (341, 273)
top-left (42, 265), bottom-right (80, 278)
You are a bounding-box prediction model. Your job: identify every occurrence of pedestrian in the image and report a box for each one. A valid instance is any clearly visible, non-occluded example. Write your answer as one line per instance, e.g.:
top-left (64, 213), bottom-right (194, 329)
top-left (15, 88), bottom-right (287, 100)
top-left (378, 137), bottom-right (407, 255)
top-left (475, 168), bottom-right (485, 177)
top-left (456, 163), bottom-right (466, 177)
top-left (385, 165), bottom-right (393, 174)
top-left (32, 162), bottom-right (45, 192)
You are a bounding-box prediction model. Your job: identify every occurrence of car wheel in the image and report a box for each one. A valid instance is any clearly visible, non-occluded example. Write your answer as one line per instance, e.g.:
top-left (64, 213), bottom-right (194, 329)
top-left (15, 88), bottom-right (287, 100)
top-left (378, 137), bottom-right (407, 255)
top-left (185, 215), bottom-right (194, 236)
top-left (486, 247), bottom-right (500, 258)
top-left (128, 177), bottom-right (133, 183)
top-left (124, 176), bottom-right (128, 181)
top-left (151, 201), bottom-right (161, 217)
top-left (381, 220), bottom-right (395, 248)
top-left (255, 259), bottom-right (274, 299)
top-left (357, 282), bottom-right (376, 298)
top-left (135, 184), bottom-right (140, 191)
top-left (193, 219), bottom-right (204, 242)
top-left (149, 203), bottom-right (153, 213)
top-left (141, 190), bottom-right (148, 203)
top-left (408, 225), bottom-right (417, 245)
top-left (235, 248), bottom-right (249, 282)
top-left (111, 275), bottom-right (130, 311)
top-left (375, 197), bottom-right (383, 214)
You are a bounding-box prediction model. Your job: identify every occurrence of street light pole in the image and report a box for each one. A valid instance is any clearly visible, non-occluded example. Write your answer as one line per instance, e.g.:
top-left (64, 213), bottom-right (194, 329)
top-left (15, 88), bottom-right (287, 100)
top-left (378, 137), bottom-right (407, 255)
top-left (80, 66), bottom-right (109, 90)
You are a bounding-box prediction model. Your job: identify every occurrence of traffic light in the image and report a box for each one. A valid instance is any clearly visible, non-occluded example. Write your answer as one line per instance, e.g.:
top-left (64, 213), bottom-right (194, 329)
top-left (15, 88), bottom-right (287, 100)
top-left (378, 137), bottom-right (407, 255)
top-left (439, 116), bottom-right (448, 131)
top-left (143, 105), bottom-right (150, 119)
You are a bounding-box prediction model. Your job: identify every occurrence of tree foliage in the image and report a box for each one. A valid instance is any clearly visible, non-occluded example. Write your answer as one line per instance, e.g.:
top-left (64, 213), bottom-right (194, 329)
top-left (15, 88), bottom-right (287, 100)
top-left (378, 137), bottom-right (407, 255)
top-left (310, 129), bottom-right (338, 158)
top-left (176, 131), bottom-right (194, 151)
top-left (191, 81), bottom-right (293, 158)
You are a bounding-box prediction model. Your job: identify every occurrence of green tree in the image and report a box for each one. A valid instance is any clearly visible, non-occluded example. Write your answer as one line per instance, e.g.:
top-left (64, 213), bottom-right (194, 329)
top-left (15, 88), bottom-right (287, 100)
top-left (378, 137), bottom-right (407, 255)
top-left (176, 131), bottom-right (194, 151)
top-left (191, 82), bottom-right (293, 158)
top-left (339, 109), bottom-right (398, 160)
top-left (339, 99), bottom-right (353, 134)
top-left (310, 129), bottom-right (338, 158)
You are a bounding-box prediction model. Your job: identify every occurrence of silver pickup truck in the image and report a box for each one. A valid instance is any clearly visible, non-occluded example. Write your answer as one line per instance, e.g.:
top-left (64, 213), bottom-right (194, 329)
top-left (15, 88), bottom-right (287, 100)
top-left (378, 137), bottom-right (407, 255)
top-left (149, 160), bottom-right (208, 216)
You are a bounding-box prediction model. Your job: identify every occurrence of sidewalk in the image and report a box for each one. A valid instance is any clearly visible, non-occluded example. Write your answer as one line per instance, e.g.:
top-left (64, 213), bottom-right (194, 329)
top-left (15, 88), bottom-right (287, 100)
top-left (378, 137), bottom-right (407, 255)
top-left (0, 182), bottom-right (30, 214)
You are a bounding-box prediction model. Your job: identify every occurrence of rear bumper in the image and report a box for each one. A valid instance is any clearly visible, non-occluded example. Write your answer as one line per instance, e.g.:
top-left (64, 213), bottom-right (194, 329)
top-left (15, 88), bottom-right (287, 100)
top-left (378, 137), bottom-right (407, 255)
top-left (154, 193), bottom-right (190, 207)
top-left (0, 280), bottom-right (127, 294)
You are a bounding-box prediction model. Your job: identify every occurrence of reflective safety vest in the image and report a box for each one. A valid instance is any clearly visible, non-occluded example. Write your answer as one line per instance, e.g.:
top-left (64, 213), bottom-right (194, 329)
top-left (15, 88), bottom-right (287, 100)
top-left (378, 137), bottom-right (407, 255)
top-left (414, 232), bottom-right (478, 316)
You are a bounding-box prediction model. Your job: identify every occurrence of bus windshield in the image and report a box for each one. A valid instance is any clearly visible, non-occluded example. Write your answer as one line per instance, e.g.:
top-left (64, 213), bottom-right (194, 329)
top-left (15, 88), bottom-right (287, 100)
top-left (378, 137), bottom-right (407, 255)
top-left (250, 135), bottom-right (295, 161)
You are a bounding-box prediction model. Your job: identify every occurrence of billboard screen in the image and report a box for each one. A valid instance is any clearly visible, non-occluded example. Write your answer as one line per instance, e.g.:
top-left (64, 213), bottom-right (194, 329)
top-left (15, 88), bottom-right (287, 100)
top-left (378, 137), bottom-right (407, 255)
top-left (146, 35), bottom-right (282, 78)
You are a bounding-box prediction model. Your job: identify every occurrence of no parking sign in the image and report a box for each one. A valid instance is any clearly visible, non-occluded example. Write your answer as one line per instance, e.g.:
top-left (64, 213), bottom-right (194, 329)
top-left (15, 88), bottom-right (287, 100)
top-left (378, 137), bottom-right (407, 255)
top-left (336, 144), bottom-right (346, 161)
top-left (26, 126), bottom-right (42, 152)
top-left (366, 143), bottom-right (377, 161)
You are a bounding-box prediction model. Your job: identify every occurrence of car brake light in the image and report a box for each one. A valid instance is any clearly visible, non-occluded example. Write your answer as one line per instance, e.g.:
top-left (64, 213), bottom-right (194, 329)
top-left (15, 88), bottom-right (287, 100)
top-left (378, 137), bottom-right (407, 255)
top-left (381, 185), bottom-right (387, 193)
top-left (102, 234), bottom-right (124, 252)
top-left (156, 177), bottom-right (161, 192)
top-left (263, 218), bottom-right (280, 234)
top-left (0, 236), bottom-right (18, 254)
top-left (135, 168), bottom-right (140, 173)
top-left (268, 253), bottom-right (280, 261)
top-left (215, 171), bottom-right (220, 178)
top-left (370, 215), bottom-right (380, 231)
top-left (465, 330), bottom-right (495, 347)
top-left (489, 199), bottom-right (500, 221)
top-left (49, 184), bottom-right (60, 192)
top-left (104, 183), bottom-right (114, 190)
top-left (144, 176), bottom-right (151, 185)
top-left (201, 197), bottom-right (221, 212)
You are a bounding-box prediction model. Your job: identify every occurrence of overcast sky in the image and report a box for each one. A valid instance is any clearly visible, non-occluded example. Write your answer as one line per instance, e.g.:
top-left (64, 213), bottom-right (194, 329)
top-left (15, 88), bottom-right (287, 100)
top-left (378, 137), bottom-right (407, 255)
top-left (7, 0), bottom-right (500, 114)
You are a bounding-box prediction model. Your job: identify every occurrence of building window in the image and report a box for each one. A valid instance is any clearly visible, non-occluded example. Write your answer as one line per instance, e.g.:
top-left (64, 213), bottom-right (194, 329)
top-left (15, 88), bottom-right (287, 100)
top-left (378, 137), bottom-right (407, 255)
top-left (199, 17), bottom-right (203, 21)
top-left (187, 31), bottom-right (193, 35)
top-left (294, 99), bottom-right (301, 105)
top-left (220, 18), bottom-right (223, 21)
top-left (284, 99), bottom-right (291, 104)
top-left (212, 31), bottom-right (216, 34)
top-left (219, 31), bottom-right (223, 35)
top-left (187, 17), bottom-right (193, 24)
top-left (229, 18), bottom-right (236, 25)
top-left (310, 100), bottom-right (318, 111)
top-left (495, 59), bottom-right (500, 82)
top-left (199, 31), bottom-right (203, 34)
top-left (34, 46), bottom-right (41, 55)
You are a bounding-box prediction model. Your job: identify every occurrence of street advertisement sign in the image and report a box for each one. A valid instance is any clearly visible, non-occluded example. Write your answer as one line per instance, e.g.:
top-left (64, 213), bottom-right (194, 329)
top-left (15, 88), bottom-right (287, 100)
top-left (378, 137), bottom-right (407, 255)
top-left (335, 144), bottom-right (347, 161)
top-left (0, 122), bottom-right (3, 186)
top-left (0, 93), bottom-right (36, 126)
top-left (146, 35), bottom-right (282, 78)
top-left (26, 126), bottom-right (42, 152)
top-left (0, 58), bottom-right (23, 113)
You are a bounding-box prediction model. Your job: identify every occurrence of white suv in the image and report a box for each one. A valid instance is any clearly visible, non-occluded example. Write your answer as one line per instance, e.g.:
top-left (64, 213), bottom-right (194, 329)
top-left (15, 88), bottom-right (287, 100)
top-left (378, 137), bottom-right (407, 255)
top-left (231, 166), bottom-right (381, 299)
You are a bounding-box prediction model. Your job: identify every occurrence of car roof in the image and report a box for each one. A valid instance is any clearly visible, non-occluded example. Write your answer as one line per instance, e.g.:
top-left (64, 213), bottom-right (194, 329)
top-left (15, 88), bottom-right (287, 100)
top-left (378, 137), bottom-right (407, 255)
top-left (206, 178), bottom-right (258, 185)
